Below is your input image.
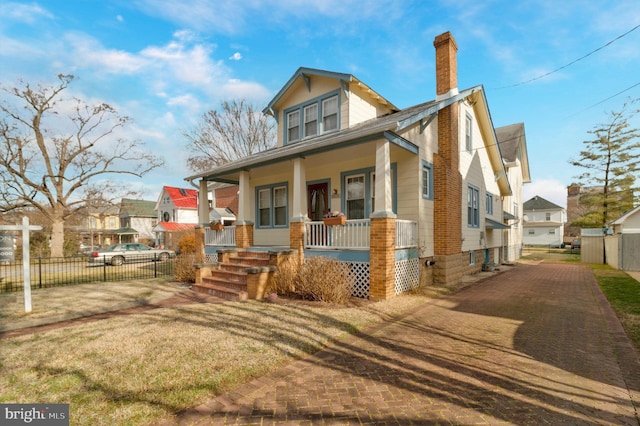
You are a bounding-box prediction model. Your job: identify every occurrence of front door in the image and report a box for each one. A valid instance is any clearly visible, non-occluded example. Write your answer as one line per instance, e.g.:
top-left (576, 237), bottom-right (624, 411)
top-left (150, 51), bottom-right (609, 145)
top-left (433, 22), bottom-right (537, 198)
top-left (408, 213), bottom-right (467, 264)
top-left (307, 182), bottom-right (328, 221)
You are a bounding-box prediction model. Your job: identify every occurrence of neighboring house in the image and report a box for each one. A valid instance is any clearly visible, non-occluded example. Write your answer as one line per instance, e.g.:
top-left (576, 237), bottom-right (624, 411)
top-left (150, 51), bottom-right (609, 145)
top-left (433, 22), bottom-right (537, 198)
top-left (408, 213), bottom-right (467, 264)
top-left (523, 196), bottom-right (566, 247)
top-left (153, 186), bottom-right (198, 248)
top-left (117, 198), bottom-right (156, 243)
top-left (604, 205), bottom-right (640, 271)
top-left (83, 205), bottom-right (120, 248)
top-left (496, 123), bottom-right (531, 262)
top-left (609, 205), bottom-right (640, 234)
top-left (185, 31), bottom-right (526, 299)
top-left (207, 183), bottom-right (238, 226)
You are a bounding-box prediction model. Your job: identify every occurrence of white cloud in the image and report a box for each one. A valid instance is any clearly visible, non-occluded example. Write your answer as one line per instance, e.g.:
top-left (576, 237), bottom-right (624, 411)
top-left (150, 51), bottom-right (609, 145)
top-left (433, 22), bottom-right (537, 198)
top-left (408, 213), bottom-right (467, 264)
top-left (523, 178), bottom-right (568, 208)
top-left (229, 52), bottom-right (242, 61)
top-left (0, 2), bottom-right (53, 23)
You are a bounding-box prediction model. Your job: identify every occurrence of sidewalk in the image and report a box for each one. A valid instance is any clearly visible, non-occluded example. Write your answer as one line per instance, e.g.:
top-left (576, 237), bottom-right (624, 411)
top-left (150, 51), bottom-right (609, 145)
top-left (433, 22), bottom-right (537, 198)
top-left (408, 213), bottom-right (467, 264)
top-left (157, 263), bottom-right (640, 425)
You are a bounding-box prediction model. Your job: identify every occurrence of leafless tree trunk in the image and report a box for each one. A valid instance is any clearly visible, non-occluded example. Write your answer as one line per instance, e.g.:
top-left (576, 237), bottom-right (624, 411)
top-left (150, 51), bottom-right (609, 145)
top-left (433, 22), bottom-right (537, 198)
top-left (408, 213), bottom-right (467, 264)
top-left (0, 74), bottom-right (164, 257)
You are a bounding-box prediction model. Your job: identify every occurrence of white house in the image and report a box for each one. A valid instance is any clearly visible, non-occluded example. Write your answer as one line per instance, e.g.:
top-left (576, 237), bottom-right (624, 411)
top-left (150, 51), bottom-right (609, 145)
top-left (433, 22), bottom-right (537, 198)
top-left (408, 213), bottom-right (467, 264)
top-left (523, 196), bottom-right (566, 247)
top-left (185, 31), bottom-right (529, 299)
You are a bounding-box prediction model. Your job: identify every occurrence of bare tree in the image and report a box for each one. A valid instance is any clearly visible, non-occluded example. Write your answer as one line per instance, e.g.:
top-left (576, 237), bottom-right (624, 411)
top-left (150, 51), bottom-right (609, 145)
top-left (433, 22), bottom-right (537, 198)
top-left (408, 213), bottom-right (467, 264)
top-left (184, 99), bottom-right (276, 172)
top-left (0, 74), bottom-right (164, 257)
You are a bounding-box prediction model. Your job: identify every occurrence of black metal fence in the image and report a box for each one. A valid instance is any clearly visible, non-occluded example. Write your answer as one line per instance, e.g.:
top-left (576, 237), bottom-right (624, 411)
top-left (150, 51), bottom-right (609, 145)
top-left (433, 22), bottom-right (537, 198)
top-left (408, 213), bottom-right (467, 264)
top-left (0, 255), bottom-right (175, 294)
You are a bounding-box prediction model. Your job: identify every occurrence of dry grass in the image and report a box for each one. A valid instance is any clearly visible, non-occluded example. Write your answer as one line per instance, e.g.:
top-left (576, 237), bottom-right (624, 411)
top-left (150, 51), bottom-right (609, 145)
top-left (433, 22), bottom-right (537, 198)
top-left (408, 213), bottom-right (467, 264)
top-left (0, 281), bottom-right (430, 426)
top-left (0, 279), bottom-right (182, 328)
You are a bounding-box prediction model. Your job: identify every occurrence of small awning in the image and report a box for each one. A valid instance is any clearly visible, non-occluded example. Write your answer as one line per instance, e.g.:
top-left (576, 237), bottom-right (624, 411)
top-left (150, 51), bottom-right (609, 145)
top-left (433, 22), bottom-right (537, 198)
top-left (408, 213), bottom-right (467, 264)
top-left (503, 211), bottom-right (517, 220)
top-left (486, 218), bottom-right (510, 230)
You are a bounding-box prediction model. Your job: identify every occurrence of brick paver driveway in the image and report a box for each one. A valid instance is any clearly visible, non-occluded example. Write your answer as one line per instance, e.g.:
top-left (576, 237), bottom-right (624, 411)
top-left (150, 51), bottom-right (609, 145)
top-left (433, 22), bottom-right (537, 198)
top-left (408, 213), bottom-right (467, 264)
top-left (160, 263), bottom-right (640, 425)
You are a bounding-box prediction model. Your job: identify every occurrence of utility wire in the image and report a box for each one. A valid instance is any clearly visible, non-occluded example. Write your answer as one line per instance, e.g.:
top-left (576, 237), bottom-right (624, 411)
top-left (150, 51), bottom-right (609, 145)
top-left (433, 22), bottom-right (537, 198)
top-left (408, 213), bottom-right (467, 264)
top-left (494, 23), bottom-right (640, 89)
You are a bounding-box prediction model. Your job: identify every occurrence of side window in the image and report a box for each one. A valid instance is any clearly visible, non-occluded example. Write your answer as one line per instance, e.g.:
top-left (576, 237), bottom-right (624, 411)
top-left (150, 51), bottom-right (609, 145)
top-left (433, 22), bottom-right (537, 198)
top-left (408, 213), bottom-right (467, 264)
top-left (465, 113), bottom-right (472, 153)
top-left (467, 185), bottom-right (479, 227)
top-left (422, 161), bottom-right (433, 200)
top-left (486, 193), bottom-right (493, 215)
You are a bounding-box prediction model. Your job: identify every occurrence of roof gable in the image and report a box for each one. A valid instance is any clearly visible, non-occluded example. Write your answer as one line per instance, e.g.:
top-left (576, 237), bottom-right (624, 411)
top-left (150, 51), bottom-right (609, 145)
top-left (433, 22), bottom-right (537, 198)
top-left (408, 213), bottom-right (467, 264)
top-left (524, 195), bottom-right (563, 211)
top-left (120, 198), bottom-right (156, 217)
top-left (496, 122), bottom-right (531, 184)
top-left (159, 186), bottom-right (198, 209)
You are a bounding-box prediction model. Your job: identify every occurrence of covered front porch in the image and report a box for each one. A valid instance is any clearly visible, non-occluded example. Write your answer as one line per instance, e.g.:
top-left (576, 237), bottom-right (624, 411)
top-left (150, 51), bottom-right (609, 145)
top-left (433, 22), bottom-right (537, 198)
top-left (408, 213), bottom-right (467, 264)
top-left (202, 217), bottom-right (419, 299)
top-left (187, 124), bottom-right (425, 299)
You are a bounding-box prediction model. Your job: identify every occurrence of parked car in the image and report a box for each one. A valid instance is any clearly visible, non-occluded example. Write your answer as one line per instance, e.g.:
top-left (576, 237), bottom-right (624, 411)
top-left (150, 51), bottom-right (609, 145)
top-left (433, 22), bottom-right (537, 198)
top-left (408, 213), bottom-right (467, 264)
top-left (88, 243), bottom-right (175, 266)
top-left (571, 238), bottom-right (581, 249)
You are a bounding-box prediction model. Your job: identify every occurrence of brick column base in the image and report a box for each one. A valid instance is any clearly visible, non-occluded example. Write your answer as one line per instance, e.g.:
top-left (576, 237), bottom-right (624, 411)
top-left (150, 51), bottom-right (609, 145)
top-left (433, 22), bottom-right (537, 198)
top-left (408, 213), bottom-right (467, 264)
top-left (289, 220), bottom-right (305, 266)
top-left (369, 216), bottom-right (396, 301)
top-left (235, 222), bottom-right (254, 248)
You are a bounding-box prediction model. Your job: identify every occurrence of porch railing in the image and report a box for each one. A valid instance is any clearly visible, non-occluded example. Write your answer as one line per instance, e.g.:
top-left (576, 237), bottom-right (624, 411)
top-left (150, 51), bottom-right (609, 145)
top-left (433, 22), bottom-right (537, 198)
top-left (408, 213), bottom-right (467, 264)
top-left (306, 219), bottom-right (370, 250)
top-left (205, 226), bottom-right (236, 247)
top-left (305, 219), bottom-right (418, 250)
top-left (396, 219), bottom-right (419, 249)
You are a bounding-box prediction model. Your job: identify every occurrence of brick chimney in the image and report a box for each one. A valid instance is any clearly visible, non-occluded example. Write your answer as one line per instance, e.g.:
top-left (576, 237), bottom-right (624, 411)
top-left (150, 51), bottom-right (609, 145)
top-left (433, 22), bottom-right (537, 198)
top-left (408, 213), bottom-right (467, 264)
top-left (432, 31), bottom-right (463, 284)
top-left (434, 31), bottom-right (459, 100)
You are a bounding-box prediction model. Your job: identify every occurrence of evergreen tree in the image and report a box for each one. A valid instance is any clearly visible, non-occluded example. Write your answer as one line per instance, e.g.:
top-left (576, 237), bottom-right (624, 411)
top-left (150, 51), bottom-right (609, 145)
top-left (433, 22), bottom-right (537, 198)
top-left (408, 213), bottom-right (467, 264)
top-left (569, 99), bottom-right (640, 229)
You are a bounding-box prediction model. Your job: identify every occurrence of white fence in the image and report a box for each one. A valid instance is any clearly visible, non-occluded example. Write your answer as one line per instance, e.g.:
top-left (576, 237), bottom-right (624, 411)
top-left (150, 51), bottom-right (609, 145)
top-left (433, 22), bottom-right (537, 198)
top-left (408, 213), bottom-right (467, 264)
top-left (204, 226), bottom-right (236, 247)
top-left (305, 219), bottom-right (418, 250)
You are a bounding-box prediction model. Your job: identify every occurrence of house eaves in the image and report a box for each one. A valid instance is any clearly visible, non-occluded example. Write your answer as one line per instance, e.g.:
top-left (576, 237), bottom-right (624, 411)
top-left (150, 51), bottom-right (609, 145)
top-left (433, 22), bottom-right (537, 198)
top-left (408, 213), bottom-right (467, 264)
top-left (496, 123), bottom-right (531, 184)
top-left (185, 106), bottom-right (423, 185)
top-left (467, 87), bottom-right (512, 197)
top-left (262, 67), bottom-right (398, 116)
top-left (609, 205), bottom-right (640, 226)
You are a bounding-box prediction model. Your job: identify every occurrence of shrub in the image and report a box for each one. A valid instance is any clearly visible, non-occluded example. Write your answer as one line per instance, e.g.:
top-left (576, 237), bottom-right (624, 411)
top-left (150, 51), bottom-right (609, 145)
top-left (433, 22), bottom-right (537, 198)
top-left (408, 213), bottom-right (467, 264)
top-left (178, 233), bottom-right (196, 254)
top-left (270, 256), bottom-right (353, 304)
top-left (174, 253), bottom-right (196, 283)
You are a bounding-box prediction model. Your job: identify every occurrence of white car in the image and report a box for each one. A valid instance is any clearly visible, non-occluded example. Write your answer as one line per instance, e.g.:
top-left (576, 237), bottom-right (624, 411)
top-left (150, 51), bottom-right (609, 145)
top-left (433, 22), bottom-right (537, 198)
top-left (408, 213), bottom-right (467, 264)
top-left (88, 243), bottom-right (175, 266)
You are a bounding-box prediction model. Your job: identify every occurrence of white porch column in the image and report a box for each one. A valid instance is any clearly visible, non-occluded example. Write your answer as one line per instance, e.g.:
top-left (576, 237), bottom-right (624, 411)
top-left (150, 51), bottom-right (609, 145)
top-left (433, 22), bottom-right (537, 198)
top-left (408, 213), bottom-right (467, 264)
top-left (292, 158), bottom-right (308, 222)
top-left (198, 180), bottom-right (210, 224)
top-left (237, 171), bottom-right (251, 224)
top-left (372, 139), bottom-right (396, 218)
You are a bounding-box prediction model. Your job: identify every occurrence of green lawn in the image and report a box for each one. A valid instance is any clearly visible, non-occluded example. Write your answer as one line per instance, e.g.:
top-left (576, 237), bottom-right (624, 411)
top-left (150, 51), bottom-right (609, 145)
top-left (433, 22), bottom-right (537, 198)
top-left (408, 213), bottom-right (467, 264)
top-left (591, 264), bottom-right (640, 347)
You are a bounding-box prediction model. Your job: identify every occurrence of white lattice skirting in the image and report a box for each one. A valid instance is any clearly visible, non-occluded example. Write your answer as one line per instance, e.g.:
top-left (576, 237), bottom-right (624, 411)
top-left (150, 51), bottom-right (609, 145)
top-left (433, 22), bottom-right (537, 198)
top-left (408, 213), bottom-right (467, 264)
top-left (342, 258), bottom-right (420, 299)
top-left (346, 261), bottom-right (370, 298)
top-left (395, 258), bottom-right (420, 295)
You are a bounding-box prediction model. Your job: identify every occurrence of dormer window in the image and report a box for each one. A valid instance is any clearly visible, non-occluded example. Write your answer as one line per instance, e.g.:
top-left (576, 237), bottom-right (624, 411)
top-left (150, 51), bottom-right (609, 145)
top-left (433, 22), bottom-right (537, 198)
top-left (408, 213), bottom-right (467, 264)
top-left (322, 95), bottom-right (338, 132)
top-left (284, 91), bottom-right (340, 145)
top-left (287, 110), bottom-right (300, 142)
top-left (304, 104), bottom-right (318, 137)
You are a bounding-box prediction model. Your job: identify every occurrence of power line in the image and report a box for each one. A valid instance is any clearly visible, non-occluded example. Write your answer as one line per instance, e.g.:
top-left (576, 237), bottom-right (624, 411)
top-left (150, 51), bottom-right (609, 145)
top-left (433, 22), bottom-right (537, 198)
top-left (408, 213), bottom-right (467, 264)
top-left (494, 23), bottom-right (640, 89)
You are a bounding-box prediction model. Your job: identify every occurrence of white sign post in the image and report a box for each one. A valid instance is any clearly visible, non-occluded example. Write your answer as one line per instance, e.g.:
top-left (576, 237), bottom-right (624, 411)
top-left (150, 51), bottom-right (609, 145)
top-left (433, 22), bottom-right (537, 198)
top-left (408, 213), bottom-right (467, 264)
top-left (0, 217), bottom-right (42, 313)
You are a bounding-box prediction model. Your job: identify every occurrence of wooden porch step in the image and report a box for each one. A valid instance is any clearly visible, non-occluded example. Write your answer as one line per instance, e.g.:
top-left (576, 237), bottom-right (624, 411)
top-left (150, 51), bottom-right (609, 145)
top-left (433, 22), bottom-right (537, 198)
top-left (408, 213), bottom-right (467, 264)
top-left (192, 281), bottom-right (248, 301)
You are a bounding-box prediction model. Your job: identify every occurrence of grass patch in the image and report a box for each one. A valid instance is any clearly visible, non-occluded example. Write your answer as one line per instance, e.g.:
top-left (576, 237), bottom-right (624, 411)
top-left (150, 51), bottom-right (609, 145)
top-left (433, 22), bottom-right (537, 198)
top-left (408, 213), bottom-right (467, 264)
top-left (591, 264), bottom-right (640, 348)
top-left (0, 284), bottom-right (428, 425)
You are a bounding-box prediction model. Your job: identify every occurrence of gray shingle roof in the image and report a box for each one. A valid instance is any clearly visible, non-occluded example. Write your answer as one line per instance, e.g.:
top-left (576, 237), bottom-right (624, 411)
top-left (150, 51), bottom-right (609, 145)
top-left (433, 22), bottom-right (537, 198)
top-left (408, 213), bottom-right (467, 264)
top-left (523, 195), bottom-right (563, 211)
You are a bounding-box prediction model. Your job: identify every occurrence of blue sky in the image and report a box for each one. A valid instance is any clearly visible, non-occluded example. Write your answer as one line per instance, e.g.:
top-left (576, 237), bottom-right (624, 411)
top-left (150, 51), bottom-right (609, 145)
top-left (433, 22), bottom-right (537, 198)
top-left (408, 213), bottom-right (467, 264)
top-left (1, 0), bottom-right (639, 208)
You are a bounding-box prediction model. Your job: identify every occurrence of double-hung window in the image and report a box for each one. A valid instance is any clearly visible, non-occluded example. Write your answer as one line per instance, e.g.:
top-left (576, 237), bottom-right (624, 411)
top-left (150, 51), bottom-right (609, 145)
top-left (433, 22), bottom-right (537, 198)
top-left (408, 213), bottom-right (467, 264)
top-left (287, 110), bottom-right (300, 143)
top-left (422, 160), bottom-right (433, 200)
top-left (284, 92), bottom-right (339, 144)
top-left (257, 184), bottom-right (288, 228)
top-left (486, 193), bottom-right (493, 215)
top-left (467, 185), bottom-right (480, 227)
top-left (346, 174), bottom-right (365, 219)
top-left (465, 113), bottom-right (473, 153)
top-left (322, 95), bottom-right (338, 132)
top-left (304, 104), bottom-right (318, 138)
